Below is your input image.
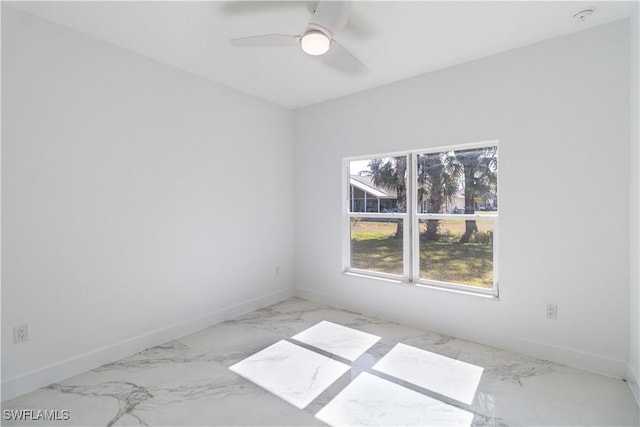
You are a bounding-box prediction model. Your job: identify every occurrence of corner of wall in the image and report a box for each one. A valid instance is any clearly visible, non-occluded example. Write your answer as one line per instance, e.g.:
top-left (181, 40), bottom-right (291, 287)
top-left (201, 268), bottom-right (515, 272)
top-left (629, 2), bottom-right (640, 406)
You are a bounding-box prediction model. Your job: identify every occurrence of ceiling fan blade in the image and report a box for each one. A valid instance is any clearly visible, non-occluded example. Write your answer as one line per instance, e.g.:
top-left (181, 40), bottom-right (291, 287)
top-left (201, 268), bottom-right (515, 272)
top-left (306, 1), bottom-right (319, 14)
top-left (322, 40), bottom-right (369, 75)
top-left (230, 34), bottom-right (299, 47)
top-left (309, 0), bottom-right (351, 33)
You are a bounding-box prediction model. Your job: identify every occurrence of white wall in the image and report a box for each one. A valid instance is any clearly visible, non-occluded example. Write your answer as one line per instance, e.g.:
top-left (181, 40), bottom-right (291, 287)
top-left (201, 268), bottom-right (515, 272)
top-left (629, 3), bottom-right (640, 404)
top-left (294, 20), bottom-right (630, 377)
top-left (1, 7), bottom-right (294, 400)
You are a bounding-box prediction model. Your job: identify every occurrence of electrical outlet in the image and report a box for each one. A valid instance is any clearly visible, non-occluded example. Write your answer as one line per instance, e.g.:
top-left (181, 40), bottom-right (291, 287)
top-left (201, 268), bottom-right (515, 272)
top-left (545, 304), bottom-right (558, 320)
top-left (13, 324), bottom-right (29, 344)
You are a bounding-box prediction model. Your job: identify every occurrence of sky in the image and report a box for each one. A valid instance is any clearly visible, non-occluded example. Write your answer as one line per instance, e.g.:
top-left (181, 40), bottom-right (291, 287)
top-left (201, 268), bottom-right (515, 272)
top-left (349, 159), bottom-right (371, 175)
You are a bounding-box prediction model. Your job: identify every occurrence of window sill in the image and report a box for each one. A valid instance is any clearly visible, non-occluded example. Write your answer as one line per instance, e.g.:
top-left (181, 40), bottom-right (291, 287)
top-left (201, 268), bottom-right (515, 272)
top-left (344, 271), bottom-right (500, 301)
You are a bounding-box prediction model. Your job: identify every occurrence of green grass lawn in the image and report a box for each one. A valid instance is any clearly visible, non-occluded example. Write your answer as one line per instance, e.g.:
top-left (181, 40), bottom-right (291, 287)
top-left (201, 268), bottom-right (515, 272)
top-left (351, 236), bottom-right (404, 275)
top-left (419, 241), bottom-right (493, 287)
top-left (350, 220), bottom-right (493, 287)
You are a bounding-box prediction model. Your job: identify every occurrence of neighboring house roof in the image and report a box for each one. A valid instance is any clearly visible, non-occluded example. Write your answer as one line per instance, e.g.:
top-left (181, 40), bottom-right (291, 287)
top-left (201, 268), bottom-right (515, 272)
top-left (350, 175), bottom-right (397, 199)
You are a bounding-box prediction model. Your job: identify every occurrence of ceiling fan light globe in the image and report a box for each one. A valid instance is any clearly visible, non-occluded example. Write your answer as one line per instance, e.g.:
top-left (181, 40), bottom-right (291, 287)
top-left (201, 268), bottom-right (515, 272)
top-left (300, 31), bottom-right (331, 56)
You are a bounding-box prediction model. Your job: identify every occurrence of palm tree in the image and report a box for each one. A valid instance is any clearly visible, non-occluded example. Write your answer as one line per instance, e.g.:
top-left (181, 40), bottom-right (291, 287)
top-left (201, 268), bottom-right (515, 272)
top-left (370, 156), bottom-right (406, 238)
top-left (452, 147), bottom-right (498, 243)
top-left (417, 151), bottom-right (461, 240)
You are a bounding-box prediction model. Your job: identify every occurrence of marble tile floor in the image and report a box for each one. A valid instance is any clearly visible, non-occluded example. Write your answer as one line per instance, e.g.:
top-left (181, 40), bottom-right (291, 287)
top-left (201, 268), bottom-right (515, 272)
top-left (2, 297), bottom-right (638, 426)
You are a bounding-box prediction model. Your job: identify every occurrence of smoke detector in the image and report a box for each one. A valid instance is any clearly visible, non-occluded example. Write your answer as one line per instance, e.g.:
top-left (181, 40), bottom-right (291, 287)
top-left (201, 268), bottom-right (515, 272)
top-left (573, 9), bottom-right (594, 23)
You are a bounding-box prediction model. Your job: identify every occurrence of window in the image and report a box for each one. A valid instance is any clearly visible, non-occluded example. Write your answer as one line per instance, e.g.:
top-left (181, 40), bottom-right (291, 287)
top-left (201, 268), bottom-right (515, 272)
top-left (347, 155), bottom-right (409, 278)
top-left (344, 142), bottom-right (498, 296)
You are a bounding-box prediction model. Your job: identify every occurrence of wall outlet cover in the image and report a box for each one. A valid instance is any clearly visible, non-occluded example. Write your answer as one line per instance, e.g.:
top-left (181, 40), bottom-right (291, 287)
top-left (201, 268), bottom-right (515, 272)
top-left (13, 324), bottom-right (30, 343)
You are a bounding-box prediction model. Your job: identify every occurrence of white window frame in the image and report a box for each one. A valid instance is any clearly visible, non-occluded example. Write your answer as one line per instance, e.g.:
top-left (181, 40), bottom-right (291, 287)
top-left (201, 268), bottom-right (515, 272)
top-left (343, 151), bottom-right (411, 281)
top-left (343, 141), bottom-right (499, 297)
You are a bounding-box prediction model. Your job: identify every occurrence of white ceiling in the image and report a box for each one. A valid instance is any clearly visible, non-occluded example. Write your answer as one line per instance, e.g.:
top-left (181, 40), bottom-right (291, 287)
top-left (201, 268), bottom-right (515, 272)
top-left (6, 1), bottom-right (636, 109)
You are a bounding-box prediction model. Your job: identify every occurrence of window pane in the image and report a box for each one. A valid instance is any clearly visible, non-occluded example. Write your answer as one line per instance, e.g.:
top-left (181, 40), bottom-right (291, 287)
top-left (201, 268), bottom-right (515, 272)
top-left (417, 147), bottom-right (497, 214)
top-left (350, 218), bottom-right (403, 275)
top-left (419, 219), bottom-right (494, 288)
top-left (349, 157), bottom-right (407, 213)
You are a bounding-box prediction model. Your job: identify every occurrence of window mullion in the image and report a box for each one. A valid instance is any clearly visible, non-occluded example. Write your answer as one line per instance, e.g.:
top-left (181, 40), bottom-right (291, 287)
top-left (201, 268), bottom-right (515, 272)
top-left (402, 154), bottom-right (411, 281)
top-left (410, 153), bottom-right (419, 282)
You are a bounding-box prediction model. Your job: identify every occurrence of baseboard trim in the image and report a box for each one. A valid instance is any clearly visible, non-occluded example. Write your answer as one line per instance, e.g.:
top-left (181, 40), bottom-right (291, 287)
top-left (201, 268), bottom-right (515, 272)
top-left (628, 364), bottom-right (640, 407)
top-left (294, 287), bottom-right (627, 379)
top-left (1, 288), bottom-right (294, 402)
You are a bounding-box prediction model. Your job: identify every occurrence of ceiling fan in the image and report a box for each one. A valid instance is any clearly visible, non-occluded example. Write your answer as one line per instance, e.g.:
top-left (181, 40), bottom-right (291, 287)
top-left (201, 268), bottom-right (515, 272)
top-left (229, 1), bottom-right (369, 75)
